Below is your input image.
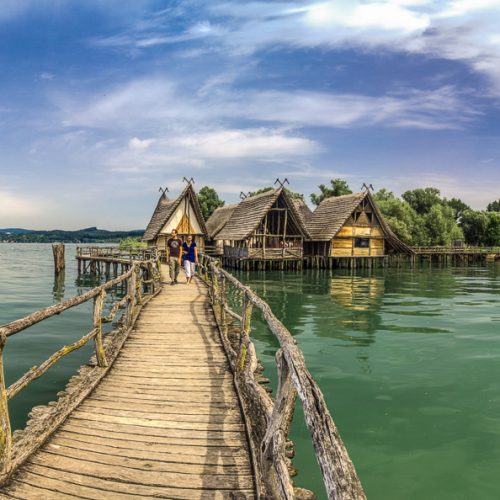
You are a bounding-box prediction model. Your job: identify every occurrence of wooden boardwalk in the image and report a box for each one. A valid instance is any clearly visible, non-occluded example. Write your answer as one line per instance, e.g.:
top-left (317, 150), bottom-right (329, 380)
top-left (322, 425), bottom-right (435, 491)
top-left (1, 272), bottom-right (255, 499)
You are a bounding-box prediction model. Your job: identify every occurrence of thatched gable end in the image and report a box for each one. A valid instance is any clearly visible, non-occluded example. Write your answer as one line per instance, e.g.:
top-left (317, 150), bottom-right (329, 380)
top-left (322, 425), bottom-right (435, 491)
top-left (143, 184), bottom-right (207, 242)
top-left (216, 188), bottom-right (310, 241)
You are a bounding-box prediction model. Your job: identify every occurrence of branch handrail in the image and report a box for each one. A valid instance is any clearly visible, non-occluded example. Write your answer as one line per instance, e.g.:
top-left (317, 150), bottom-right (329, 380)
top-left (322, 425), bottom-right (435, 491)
top-left (197, 253), bottom-right (365, 500)
top-left (0, 257), bottom-right (162, 480)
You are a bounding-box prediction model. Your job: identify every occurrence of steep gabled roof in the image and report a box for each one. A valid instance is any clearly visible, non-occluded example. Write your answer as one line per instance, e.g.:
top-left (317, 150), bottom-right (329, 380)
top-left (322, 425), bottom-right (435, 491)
top-left (143, 184), bottom-right (207, 241)
top-left (307, 190), bottom-right (413, 253)
top-left (216, 188), bottom-right (310, 241)
top-left (307, 192), bottom-right (367, 241)
top-left (206, 204), bottom-right (238, 239)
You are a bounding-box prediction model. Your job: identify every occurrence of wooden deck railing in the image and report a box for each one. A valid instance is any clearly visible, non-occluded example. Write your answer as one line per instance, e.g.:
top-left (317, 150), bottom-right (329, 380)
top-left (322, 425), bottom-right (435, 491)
top-left (76, 245), bottom-right (157, 261)
top-left (198, 253), bottom-right (365, 500)
top-left (412, 246), bottom-right (500, 254)
top-left (0, 258), bottom-right (162, 483)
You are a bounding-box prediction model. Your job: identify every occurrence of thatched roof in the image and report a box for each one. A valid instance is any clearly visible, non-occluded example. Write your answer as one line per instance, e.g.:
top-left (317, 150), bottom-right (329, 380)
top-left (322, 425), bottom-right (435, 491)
top-left (143, 184), bottom-right (207, 242)
top-left (206, 204), bottom-right (237, 239)
top-left (307, 191), bottom-right (413, 253)
top-left (216, 188), bottom-right (310, 241)
top-left (307, 192), bottom-right (366, 241)
top-left (291, 197), bottom-right (313, 228)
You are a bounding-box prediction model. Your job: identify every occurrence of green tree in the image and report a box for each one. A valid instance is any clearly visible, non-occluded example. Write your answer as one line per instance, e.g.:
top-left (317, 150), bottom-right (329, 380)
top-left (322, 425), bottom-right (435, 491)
top-left (197, 186), bottom-right (225, 220)
top-left (446, 197), bottom-right (470, 220)
top-left (461, 210), bottom-right (500, 246)
top-left (310, 179), bottom-right (352, 206)
top-left (374, 189), bottom-right (426, 245)
top-left (401, 187), bottom-right (442, 215)
top-left (485, 212), bottom-right (500, 245)
top-left (248, 187), bottom-right (304, 199)
top-left (460, 210), bottom-right (490, 245)
top-left (423, 204), bottom-right (463, 245)
top-left (487, 199), bottom-right (500, 212)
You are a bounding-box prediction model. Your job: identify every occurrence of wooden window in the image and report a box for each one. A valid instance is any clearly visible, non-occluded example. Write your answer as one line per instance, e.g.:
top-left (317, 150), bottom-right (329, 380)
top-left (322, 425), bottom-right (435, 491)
top-left (354, 237), bottom-right (369, 248)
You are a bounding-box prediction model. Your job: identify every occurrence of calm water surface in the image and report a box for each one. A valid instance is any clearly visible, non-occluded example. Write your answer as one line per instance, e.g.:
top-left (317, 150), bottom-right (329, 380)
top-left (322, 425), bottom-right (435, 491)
top-left (1, 244), bottom-right (499, 499)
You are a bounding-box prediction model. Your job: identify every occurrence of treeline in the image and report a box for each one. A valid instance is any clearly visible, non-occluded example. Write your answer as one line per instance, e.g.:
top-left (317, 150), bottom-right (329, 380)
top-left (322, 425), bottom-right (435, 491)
top-left (197, 181), bottom-right (500, 247)
top-left (0, 227), bottom-right (144, 243)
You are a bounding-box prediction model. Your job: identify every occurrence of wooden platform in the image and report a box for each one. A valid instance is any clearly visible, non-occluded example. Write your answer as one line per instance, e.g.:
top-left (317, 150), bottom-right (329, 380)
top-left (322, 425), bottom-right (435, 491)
top-left (1, 269), bottom-right (255, 499)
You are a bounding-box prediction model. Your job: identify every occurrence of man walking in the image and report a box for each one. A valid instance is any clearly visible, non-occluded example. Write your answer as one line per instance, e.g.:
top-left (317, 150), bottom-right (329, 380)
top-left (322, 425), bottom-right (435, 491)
top-left (167, 229), bottom-right (182, 285)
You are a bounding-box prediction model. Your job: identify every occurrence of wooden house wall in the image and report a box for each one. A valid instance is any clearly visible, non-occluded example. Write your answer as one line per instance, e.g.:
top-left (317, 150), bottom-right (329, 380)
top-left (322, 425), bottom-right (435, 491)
top-left (331, 199), bottom-right (385, 257)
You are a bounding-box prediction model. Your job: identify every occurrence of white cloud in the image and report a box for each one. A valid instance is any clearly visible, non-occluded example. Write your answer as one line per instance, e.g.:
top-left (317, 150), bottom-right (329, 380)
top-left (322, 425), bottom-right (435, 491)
top-left (129, 137), bottom-right (155, 149)
top-left (39, 72), bottom-right (55, 80)
top-left (55, 76), bottom-right (476, 133)
top-left (204, 1), bottom-right (500, 93)
top-left (108, 127), bottom-right (319, 173)
top-left (218, 85), bottom-right (480, 130)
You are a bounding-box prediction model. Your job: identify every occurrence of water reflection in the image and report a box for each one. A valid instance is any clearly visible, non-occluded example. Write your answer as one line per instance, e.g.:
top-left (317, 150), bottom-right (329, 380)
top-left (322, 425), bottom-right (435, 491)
top-left (52, 270), bottom-right (65, 302)
top-left (329, 274), bottom-right (384, 344)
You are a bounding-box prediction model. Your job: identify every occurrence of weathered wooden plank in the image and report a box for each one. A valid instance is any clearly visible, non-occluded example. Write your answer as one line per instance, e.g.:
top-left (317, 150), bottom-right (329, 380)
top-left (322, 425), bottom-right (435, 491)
top-left (28, 453), bottom-right (255, 490)
top-left (38, 444), bottom-right (253, 476)
top-left (61, 421), bottom-right (248, 448)
top-left (67, 415), bottom-right (247, 439)
top-left (70, 410), bottom-right (245, 432)
top-left (18, 465), bottom-right (255, 499)
top-left (53, 430), bottom-right (250, 461)
top-left (2, 480), bottom-right (81, 499)
top-left (77, 403), bottom-right (243, 424)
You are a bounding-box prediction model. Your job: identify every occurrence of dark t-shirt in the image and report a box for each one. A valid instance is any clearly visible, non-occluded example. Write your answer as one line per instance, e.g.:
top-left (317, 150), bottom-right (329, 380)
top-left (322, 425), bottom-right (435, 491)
top-left (167, 237), bottom-right (182, 258)
top-left (182, 241), bottom-right (197, 262)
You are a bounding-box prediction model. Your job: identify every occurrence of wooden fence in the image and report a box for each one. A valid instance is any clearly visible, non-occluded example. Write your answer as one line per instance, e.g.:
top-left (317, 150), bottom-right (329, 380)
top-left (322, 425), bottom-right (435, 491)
top-left (0, 258), bottom-right (162, 483)
top-left (76, 246), bottom-right (157, 261)
top-left (412, 246), bottom-right (500, 254)
top-left (198, 253), bottom-right (365, 500)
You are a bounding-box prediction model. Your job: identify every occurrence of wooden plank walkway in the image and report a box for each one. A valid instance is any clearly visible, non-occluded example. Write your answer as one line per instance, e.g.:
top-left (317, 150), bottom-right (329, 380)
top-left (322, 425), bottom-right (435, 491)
top-left (1, 270), bottom-right (256, 499)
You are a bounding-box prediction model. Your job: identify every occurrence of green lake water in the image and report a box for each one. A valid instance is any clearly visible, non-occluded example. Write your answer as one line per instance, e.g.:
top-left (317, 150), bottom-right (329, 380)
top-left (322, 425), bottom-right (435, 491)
top-left (1, 244), bottom-right (499, 499)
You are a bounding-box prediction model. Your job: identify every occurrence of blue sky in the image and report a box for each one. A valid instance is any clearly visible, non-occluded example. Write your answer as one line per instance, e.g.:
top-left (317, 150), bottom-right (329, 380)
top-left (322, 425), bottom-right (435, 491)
top-left (0, 0), bottom-right (499, 230)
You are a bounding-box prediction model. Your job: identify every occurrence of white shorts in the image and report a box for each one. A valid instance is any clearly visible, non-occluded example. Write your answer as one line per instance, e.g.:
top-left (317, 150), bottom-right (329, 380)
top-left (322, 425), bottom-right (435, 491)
top-left (184, 260), bottom-right (196, 278)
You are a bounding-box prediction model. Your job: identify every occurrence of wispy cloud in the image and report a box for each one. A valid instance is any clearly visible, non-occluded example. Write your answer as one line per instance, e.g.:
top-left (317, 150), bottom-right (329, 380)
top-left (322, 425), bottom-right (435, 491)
top-left (92, 1), bottom-right (500, 94)
top-left (54, 76), bottom-right (478, 133)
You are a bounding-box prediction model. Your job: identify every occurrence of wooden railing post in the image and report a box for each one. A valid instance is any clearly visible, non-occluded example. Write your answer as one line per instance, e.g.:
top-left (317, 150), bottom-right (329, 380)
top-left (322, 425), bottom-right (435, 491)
top-left (262, 348), bottom-right (297, 498)
top-left (93, 291), bottom-right (108, 368)
top-left (0, 334), bottom-right (12, 478)
top-left (135, 267), bottom-right (143, 305)
top-left (128, 265), bottom-right (137, 325)
top-left (238, 294), bottom-right (253, 371)
top-left (219, 275), bottom-right (226, 334)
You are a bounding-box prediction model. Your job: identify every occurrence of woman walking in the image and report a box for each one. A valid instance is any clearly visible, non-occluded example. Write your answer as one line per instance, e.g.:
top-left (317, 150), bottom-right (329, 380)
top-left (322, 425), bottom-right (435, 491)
top-left (182, 235), bottom-right (198, 284)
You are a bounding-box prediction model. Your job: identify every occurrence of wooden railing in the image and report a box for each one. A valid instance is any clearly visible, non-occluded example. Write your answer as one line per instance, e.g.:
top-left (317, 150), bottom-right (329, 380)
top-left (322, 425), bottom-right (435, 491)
top-left (0, 258), bottom-right (162, 483)
top-left (76, 245), bottom-right (158, 261)
top-left (198, 253), bottom-right (365, 500)
top-left (412, 246), bottom-right (500, 254)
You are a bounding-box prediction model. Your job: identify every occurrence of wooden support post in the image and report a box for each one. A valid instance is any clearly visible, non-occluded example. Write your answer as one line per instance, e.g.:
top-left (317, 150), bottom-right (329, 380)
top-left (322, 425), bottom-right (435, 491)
top-left (52, 243), bottom-right (65, 274)
top-left (93, 291), bottom-right (108, 367)
top-left (0, 334), bottom-right (12, 479)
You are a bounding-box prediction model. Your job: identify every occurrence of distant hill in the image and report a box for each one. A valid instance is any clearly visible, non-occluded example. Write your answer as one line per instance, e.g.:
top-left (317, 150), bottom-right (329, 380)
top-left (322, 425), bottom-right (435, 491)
top-left (0, 227), bottom-right (144, 243)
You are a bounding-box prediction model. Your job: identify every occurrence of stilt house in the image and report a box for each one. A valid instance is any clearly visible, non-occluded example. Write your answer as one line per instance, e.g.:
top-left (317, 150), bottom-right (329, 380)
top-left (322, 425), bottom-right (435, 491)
top-left (143, 184), bottom-right (207, 251)
top-left (305, 190), bottom-right (412, 257)
top-left (205, 204), bottom-right (238, 255)
top-left (214, 188), bottom-right (310, 260)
